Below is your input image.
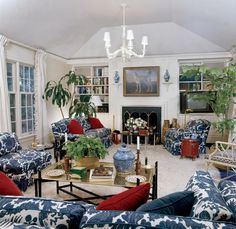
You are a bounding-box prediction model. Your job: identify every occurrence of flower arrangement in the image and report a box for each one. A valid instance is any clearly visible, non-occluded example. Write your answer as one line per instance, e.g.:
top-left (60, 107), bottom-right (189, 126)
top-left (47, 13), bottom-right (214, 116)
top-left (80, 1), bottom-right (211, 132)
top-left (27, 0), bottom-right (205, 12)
top-left (125, 117), bottom-right (147, 131)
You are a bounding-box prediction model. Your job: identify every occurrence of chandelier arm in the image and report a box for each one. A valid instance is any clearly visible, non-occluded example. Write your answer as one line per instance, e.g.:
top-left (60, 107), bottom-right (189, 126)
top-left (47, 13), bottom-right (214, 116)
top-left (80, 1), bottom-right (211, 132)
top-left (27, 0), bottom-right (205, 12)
top-left (126, 48), bottom-right (146, 58)
top-left (106, 48), bottom-right (122, 59)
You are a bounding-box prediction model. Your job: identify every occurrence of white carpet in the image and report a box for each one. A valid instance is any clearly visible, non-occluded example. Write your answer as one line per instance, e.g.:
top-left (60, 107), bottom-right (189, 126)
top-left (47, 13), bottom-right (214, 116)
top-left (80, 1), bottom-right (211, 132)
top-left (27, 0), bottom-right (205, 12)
top-left (24, 144), bottom-right (219, 200)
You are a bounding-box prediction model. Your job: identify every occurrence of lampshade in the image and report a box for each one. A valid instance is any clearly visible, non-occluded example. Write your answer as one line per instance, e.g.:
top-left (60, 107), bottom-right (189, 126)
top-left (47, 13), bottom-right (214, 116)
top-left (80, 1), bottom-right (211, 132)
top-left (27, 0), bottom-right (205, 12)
top-left (90, 96), bottom-right (102, 107)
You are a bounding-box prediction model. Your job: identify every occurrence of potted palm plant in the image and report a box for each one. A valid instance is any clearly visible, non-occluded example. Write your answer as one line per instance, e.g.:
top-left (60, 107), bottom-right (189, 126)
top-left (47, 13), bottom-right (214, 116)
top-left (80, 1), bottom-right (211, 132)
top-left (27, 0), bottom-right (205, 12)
top-left (182, 64), bottom-right (236, 140)
top-left (43, 70), bottom-right (96, 118)
top-left (62, 136), bottom-right (108, 169)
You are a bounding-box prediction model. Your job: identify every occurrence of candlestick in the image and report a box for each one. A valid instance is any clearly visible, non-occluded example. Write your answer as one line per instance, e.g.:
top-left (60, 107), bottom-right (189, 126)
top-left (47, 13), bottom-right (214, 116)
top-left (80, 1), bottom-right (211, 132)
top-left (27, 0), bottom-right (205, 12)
top-left (136, 149), bottom-right (141, 175)
top-left (65, 132), bottom-right (68, 142)
top-left (137, 136), bottom-right (140, 150)
top-left (112, 115), bottom-right (115, 131)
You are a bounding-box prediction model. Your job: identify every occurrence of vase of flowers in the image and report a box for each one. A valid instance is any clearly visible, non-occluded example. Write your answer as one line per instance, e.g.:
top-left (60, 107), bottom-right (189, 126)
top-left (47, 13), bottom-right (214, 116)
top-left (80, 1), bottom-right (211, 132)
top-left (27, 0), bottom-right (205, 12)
top-left (125, 117), bottom-right (147, 134)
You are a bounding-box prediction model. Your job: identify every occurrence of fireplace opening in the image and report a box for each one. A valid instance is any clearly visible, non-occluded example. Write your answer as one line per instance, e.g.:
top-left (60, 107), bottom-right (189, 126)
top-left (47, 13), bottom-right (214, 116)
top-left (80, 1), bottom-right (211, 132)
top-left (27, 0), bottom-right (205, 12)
top-left (122, 106), bottom-right (161, 144)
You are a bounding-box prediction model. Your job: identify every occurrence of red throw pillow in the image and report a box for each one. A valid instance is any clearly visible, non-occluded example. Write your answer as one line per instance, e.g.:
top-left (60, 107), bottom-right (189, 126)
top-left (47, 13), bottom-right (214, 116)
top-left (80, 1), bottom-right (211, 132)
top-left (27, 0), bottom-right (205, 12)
top-left (0, 172), bottom-right (23, 196)
top-left (96, 183), bottom-right (150, 210)
top-left (67, 119), bottom-right (84, 134)
top-left (88, 117), bottom-right (104, 129)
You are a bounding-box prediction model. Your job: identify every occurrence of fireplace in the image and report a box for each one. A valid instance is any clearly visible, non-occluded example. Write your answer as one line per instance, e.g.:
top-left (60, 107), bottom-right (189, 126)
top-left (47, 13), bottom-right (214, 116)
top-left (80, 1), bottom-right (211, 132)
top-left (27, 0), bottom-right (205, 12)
top-left (122, 106), bottom-right (161, 144)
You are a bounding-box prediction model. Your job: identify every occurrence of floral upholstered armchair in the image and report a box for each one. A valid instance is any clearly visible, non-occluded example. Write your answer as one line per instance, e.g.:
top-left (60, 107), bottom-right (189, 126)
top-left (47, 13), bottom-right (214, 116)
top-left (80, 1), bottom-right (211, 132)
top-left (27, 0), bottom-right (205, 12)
top-left (164, 119), bottom-right (211, 156)
top-left (0, 132), bottom-right (52, 191)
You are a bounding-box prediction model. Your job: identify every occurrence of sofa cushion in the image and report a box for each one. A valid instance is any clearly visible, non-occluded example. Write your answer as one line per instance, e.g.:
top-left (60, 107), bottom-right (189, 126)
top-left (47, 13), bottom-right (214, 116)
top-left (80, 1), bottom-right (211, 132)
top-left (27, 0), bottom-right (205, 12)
top-left (85, 127), bottom-right (111, 139)
top-left (96, 183), bottom-right (150, 211)
top-left (185, 170), bottom-right (233, 221)
top-left (80, 206), bottom-right (236, 229)
top-left (218, 180), bottom-right (236, 222)
top-left (136, 191), bottom-right (195, 216)
top-left (0, 220), bottom-right (46, 228)
top-left (0, 132), bottom-right (22, 156)
top-left (76, 117), bottom-right (91, 131)
top-left (88, 117), bottom-right (104, 129)
top-left (0, 196), bottom-right (86, 229)
top-left (0, 172), bottom-right (23, 196)
top-left (68, 119), bottom-right (84, 134)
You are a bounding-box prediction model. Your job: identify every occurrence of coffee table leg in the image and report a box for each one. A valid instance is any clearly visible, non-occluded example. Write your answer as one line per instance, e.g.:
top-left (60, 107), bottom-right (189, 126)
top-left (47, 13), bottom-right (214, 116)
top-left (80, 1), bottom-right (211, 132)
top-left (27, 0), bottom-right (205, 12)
top-left (38, 171), bottom-right (42, 197)
top-left (70, 182), bottom-right (73, 192)
top-left (56, 181), bottom-right (59, 194)
top-left (34, 178), bottom-right (38, 197)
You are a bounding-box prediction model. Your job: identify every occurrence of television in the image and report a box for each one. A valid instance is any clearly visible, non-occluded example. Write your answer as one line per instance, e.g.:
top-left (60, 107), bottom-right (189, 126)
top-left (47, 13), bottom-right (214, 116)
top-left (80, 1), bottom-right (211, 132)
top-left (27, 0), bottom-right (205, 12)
top-left (180, 91), bottom-right (214, 113)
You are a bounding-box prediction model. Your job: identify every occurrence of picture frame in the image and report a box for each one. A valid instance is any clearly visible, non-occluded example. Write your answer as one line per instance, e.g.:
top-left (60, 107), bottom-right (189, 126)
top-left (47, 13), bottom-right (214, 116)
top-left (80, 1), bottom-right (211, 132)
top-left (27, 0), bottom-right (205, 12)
top-left (123, 66), bottom-right (160, 96)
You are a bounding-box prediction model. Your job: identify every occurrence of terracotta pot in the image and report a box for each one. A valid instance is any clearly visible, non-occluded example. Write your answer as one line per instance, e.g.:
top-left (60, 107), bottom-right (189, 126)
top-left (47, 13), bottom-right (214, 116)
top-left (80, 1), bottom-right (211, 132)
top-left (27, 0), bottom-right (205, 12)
top-left (76, 156), bottom-right (100, 169)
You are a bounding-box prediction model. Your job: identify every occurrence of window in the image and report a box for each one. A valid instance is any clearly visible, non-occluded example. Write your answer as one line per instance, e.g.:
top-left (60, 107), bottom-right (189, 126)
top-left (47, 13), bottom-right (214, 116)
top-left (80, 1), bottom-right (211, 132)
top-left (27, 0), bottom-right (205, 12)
top-left (7, 62), bottom-right (35, 136)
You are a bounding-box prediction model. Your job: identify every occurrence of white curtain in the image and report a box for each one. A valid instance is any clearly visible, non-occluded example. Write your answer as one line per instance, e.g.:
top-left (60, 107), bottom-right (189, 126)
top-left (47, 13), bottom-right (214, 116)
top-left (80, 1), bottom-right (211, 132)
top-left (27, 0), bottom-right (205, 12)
top-left (35, 49), bottom-right (48, 144)
top-left (0, 35), bottom-right (11, 132)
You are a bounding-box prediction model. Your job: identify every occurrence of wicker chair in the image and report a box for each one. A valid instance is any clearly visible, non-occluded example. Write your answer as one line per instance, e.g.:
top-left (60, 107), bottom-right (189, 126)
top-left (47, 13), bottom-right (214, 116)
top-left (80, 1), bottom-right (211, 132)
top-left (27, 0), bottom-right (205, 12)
top-left (205, 141), bottom-right (236, 179)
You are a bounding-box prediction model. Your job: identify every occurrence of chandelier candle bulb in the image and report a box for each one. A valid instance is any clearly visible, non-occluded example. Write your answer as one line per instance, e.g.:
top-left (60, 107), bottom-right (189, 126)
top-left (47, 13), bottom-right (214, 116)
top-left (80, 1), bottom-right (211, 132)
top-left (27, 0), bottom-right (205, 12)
top-left (137, 136), bottom-right (140, 150)
top-left (142, 36), bottom-right (148, 45)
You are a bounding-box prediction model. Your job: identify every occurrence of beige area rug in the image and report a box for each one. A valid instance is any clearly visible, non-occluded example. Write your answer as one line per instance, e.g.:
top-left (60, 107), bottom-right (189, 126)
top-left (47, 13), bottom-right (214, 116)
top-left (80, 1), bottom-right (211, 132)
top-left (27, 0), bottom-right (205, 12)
top-left (24, 144), bottom-right (219, 200)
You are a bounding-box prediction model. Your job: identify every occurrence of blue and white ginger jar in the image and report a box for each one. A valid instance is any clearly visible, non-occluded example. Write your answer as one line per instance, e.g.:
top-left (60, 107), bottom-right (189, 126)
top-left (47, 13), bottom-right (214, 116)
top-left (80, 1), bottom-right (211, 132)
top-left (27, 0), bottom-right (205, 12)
top-left (114, 71), bottom-right (120, 83)
top-left (113, 144), bottom-right (135, 173)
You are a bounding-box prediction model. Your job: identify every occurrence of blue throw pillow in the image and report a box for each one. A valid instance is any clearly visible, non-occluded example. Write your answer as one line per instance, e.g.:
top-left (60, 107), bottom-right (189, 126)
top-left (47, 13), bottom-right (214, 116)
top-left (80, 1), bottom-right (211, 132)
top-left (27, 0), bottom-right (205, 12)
top-left (136, 191), bottom-right (195, 216)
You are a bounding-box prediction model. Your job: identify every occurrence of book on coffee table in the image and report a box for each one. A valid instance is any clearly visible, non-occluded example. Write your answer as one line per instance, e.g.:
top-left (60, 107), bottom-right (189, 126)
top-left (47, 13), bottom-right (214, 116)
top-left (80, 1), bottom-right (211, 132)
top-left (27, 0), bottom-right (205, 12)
top-left (89, 165), bottom-right (114, 180)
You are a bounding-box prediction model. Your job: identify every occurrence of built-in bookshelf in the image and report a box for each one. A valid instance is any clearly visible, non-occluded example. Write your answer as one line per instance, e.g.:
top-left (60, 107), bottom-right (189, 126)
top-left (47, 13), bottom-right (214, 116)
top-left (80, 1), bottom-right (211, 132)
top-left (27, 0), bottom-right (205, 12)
top-left (74, 66), bottom-right (109, 113)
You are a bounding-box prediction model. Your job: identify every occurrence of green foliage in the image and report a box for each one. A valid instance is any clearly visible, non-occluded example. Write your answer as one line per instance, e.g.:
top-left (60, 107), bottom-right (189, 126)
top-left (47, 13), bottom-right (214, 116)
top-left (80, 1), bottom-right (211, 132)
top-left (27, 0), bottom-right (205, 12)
top-left (62, 136), bottom-right (108, 160)
top-left (43, 70), bottom-right (96, 118)
top-left (183, 64), bottom-right (236, 134)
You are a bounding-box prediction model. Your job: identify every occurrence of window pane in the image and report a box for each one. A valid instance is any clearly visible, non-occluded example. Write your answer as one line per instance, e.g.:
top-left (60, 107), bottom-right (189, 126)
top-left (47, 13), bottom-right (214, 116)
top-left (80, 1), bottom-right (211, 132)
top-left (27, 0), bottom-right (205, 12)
top-left (7, 63), bottom-right (12, 76)
top-left (10, 94), bottom-right (15, 107)
top-left (30, 80), bottom-right (34, 92)
top-left (27, 107), bottom-right (32, 119)
top-left (10, 108), bottom-right (16, 121)
top-left (27, 95), bottom-right (32, 105)
top-left (30, 67), bottom-right (34, 79)
top-left (11, 122), bottom-right (16, 133)
top-left (25, 66), bottom-right (29, 79)
top-left (21, 107), bottom-right (26, 120)
top-left (20, 79), bottom-right (24, 92)
top-left (21, 94), bottom-right (26, 106)
top-left (7, 78), bottom-right (13, 91)
top-left (22, 121), bottom-right (27, 133)
top-left (28, 120), bottom-right (33, 132)
top-left (20, 65), bottom-right (24, 78)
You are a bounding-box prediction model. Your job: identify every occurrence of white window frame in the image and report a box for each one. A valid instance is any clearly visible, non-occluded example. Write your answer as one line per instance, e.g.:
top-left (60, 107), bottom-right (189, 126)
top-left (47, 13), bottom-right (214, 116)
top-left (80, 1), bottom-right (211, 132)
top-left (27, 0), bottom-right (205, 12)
top-left (7, 60), bottom-right (35, 138)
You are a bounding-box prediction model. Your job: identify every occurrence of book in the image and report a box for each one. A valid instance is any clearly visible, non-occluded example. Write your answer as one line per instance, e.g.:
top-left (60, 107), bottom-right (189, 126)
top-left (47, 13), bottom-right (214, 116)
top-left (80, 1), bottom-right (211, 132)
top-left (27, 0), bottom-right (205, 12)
top-left (89, 165), bottom-right (114, 180)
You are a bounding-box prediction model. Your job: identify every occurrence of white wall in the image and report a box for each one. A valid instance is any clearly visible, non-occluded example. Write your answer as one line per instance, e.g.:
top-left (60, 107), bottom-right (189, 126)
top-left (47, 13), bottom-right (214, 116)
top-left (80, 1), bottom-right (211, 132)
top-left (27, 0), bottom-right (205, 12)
top-left (45, 55), bottom-right (70, 126)
top-left (108, 56), bottom-right (179, 131)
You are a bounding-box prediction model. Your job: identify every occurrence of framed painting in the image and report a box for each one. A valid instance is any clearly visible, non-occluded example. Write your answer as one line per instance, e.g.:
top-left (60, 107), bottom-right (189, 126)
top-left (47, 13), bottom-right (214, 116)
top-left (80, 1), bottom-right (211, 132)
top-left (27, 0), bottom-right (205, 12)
top-left (123, 66), bottom-right (160, 96)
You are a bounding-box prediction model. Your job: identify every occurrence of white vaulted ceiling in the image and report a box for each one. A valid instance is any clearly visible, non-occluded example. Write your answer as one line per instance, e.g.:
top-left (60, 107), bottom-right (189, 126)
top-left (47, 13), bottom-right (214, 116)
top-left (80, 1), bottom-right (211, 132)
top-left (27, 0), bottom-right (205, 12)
top-left (0, 0), bottom-right (235, 59)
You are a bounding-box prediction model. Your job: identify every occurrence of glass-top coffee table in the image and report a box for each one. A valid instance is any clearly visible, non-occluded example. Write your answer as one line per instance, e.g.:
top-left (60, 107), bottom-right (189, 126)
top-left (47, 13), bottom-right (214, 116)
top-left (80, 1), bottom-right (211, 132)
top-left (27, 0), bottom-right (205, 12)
top-left (33, 161), bottom-right (158, 204)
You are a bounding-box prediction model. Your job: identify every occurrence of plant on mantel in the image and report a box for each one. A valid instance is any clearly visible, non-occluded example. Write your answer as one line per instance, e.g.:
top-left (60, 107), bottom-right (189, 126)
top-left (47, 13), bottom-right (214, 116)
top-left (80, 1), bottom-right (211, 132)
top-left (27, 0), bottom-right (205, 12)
top-left (182, 63), bottom-right (236, 139)
top-left (42, 70), bottom-right (96, 118)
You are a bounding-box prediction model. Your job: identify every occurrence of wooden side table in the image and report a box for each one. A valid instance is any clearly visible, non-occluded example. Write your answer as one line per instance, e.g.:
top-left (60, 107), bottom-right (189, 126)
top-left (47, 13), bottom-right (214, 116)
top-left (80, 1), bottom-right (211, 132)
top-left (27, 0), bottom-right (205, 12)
top-left (180, 139), bottom-right (199, 160)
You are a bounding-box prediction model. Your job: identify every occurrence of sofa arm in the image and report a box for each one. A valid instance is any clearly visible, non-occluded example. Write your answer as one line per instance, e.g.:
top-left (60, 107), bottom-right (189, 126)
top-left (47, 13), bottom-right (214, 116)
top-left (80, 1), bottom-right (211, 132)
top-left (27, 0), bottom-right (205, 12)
top-left (80, 207), bottom-right (236, 228)
top-left (0, 196), bottom-right (87, 229)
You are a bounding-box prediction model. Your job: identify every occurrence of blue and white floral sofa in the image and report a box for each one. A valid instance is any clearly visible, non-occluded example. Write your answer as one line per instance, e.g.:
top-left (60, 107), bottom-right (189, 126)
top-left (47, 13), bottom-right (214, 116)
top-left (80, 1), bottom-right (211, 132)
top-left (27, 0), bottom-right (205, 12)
top-left (0, 132), bottom-right (52, 192)
top-left (52, 117), bottom-right (112, 159)
top-left (0, 171), bottom-right (236, 228)
top-left (164, 119), bottom-right (211, 155)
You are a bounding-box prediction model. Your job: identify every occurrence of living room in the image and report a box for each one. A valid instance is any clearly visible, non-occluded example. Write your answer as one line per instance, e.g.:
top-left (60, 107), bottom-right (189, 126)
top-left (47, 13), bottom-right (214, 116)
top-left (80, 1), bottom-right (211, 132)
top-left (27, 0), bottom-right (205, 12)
top-left (0, 0), bottom-right (236, 228)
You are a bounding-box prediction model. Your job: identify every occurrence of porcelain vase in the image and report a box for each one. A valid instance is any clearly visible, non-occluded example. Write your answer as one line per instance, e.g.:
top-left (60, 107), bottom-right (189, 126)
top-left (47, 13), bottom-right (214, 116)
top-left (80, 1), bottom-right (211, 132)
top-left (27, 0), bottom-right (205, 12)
top-left (113, 144), bottom-right (135, 173)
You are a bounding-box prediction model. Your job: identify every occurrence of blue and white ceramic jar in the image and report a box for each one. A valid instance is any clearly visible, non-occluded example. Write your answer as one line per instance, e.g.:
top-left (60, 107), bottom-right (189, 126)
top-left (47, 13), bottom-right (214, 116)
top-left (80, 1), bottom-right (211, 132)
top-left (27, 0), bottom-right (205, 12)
top-left (114, 71), bottom-right (120, 83)
top-left (113, 144), bottom-right (135, 173)
top-left (164, 69), bottom-right (170, 82)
